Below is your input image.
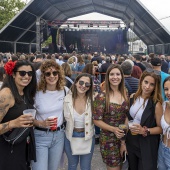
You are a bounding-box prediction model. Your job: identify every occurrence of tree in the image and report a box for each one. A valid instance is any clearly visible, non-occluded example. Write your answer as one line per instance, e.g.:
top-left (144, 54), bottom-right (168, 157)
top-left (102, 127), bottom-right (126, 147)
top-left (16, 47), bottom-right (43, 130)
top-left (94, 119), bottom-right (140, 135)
top-left (0, 0), bottom-right (26, 30)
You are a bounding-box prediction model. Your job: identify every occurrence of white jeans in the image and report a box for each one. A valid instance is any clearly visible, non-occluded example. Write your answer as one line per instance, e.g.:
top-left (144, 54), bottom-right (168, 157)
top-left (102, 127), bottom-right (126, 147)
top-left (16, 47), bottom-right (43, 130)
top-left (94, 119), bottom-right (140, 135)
top-left (31, 128), bottom-right (64, 170)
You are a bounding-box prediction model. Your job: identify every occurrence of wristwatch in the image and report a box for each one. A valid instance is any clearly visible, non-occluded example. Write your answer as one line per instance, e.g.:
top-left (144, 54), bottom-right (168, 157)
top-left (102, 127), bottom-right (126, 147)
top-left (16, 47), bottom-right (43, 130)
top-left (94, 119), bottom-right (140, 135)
top-left (146, 128), bottom-right (150, 136)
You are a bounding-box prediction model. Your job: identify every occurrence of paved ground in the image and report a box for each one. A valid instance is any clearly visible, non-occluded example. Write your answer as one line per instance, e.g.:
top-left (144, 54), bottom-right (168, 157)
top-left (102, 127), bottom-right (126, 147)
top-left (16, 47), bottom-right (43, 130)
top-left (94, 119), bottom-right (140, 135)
top-left (59, 144), bottom-right (107, 170)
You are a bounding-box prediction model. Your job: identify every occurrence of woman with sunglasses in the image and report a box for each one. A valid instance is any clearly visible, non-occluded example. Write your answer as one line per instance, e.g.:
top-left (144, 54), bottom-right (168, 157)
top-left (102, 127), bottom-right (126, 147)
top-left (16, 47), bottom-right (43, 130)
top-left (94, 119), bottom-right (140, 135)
top-left (93, 64), bottom-right (129, 170)
top-left (126, 70), bottom-right (163, 170)
top-left (32, 60), bottom-right (69, 170)
top-left (82, 63), bottom-right (101, 144)
top-left (64, 73), bottom-right (95, 170)
top-left (158, 76), bottom-right (170, 170)
top-left (0, 60), bottom-right (37, 170)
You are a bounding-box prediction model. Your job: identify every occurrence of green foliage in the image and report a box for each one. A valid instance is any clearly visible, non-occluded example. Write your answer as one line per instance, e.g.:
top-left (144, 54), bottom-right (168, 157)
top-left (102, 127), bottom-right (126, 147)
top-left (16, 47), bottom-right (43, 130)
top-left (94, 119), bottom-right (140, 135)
top-left (42, 36), bottom-right (52, 48)
top-left (0, 0), bottom-right (26, 30)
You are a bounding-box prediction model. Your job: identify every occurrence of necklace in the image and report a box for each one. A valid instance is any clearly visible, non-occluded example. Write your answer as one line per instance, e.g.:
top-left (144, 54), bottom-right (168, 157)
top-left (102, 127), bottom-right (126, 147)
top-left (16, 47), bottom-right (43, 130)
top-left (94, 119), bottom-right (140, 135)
top-left (21, 95), bottom-right (26, 104)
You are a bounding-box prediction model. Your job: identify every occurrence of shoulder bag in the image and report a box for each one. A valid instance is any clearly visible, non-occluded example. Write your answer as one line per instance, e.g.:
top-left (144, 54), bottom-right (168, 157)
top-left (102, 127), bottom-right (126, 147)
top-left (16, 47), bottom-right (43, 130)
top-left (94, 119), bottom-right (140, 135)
top-left (70, 137), bottom-right (92, 155)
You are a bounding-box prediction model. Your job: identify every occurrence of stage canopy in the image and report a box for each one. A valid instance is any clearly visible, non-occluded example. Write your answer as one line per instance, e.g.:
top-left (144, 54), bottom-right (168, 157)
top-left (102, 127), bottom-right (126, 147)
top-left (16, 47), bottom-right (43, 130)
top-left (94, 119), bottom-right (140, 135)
top-left (0, 0), bottom-right (170, 54)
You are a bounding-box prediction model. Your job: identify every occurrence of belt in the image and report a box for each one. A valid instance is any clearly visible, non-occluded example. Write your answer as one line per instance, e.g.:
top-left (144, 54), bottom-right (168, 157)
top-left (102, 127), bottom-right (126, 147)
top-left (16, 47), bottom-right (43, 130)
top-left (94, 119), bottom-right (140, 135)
top-left (35, 124), bottom-right (64, 132)
top-left (73, 128), bottom-right (85, 132)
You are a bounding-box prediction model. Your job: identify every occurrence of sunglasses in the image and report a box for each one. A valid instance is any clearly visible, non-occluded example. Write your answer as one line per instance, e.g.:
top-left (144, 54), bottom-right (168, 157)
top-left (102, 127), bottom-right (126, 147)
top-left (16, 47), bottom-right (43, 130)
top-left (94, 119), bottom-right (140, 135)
top-left (44, 71), bottom-right (58, 77)
top-left (16, 71), bottom-right (33, 77)
top-left (146, 68), bottom-right (160, 76)
top-left (78, 80), bottom-right (91, 87)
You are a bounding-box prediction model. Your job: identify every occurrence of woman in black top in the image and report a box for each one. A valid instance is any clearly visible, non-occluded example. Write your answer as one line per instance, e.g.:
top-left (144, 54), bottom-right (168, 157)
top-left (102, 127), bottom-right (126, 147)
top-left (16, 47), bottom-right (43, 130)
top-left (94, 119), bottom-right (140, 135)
top-left (0, 60), bottom-right (36, 170)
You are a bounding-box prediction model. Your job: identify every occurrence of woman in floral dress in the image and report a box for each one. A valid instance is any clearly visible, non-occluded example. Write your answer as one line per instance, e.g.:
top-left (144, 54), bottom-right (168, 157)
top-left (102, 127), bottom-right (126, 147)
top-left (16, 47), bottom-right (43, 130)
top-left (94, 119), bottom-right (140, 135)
top-left (93, 64), bottom-right (129, 170)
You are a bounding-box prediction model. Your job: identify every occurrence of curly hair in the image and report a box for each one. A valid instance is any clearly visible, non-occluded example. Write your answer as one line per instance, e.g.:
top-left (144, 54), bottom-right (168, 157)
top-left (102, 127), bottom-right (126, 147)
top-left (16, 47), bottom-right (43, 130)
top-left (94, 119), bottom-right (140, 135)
top-left (38, 60), bottom-right (65, 92)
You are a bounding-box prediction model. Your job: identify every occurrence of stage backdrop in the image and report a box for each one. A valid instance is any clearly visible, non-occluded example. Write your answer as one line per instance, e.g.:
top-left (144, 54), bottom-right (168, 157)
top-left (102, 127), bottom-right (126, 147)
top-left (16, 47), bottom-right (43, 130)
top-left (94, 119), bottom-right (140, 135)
top-left (63, 29), bottom-right (128, 54)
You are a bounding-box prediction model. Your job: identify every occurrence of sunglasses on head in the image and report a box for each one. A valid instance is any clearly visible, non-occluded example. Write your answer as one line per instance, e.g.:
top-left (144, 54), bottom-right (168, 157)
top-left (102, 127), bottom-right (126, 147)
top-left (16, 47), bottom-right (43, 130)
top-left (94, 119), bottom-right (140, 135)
top-left (146, 68), bottom-right (160, 76)
top-left (44, 71), bottom-right (58, 77)
top-left (16, 71), bottom-right (33, 77)
top-left (78, 80), bottom-right (91, 87)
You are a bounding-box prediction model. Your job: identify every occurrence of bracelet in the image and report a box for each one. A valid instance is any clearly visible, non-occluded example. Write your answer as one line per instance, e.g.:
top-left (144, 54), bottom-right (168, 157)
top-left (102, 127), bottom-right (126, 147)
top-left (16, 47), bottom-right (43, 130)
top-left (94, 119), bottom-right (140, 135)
top-left (121, 143), bottom-right (126, 145)
top-left (142, 126), bottom-right (150, 137)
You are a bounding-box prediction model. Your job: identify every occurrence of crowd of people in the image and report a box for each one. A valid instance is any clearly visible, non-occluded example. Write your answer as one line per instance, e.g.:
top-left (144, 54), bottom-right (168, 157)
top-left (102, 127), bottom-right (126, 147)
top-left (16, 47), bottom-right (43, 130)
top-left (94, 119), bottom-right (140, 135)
top-left (0, 51), bottom-right (170, 170)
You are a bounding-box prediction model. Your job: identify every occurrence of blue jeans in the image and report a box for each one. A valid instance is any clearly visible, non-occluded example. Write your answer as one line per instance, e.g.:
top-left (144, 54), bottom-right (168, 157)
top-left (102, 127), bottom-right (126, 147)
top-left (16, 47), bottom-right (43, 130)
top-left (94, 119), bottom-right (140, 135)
top-left (158, 141), bottom-right (170, 170)
top-left (64, 131), bottom-right (95, 170)
top-left (31, 128), bottom-right (64, 170)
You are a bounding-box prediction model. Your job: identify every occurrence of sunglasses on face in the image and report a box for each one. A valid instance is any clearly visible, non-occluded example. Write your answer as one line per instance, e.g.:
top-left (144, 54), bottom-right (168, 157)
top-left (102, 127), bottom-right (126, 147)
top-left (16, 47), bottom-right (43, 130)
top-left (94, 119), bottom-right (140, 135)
top-left (78, 80), bottom-right (91, 87)
top-left (16, 71), bottom-right (33, 77)
top-left (146, 68), bottom-right (160, 76)
top-left (44, 71), bottom-right (58, 77)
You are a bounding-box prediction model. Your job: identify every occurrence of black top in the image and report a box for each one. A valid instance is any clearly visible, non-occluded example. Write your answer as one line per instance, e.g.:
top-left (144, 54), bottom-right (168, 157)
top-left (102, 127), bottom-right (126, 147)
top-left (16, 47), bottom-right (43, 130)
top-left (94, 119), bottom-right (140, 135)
top-left (126, 97), bottom-right (159, 170)
top-left (0, 97), bottom-right (36, 170)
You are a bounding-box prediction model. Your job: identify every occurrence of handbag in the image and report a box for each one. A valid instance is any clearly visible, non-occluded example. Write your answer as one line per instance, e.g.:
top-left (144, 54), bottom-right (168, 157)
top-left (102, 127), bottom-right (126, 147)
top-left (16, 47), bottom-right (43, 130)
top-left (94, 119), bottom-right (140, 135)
top-left (3, 127), bottom-right (30, 145)
top-left (70, 137), bottom-right (92, 155)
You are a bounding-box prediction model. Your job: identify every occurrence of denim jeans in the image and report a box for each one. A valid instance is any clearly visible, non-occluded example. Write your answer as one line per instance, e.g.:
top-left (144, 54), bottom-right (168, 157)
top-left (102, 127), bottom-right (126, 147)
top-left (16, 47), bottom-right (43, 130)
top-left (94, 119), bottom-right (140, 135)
top-left (158, 141), bottom-right (170, 170)
top-left (31, 128), bottom-right (64, 170)
top-left (64, 131), bottom-right (95, 170)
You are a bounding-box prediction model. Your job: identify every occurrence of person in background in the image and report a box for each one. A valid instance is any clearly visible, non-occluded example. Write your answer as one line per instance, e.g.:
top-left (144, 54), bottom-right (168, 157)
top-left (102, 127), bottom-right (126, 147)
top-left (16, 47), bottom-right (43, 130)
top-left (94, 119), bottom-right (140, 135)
top-left (61, 62), bottom-right (74, 88)
top-left (133, 54), bottom-right (146, 72)
top-left (91, 52), bottom-right (102, 64)
top-left (99, 56), bottom-right (112, 83)
top-left (93, 64), bottom-right (129, 170)
top-left (131, 65), bottom-right (142, 79)
top-left (160, 55), bottom-right (169, 74)
top-left (64, 73), bottom-right (95, 170)
top-left (0, 60), bottom-right (37, 170)
top-left (158, 76), bottom-right (170, 170)
top-left (121, 61), bottom-right (139, 97)
top-left (75, 55), bottom-right (85, 72)
top-left (150, 56), bottom-right (170, 101)
top-left (126, 70), bottom-right (163, 170)
top-left (32, 60), bottom-right (69, 170)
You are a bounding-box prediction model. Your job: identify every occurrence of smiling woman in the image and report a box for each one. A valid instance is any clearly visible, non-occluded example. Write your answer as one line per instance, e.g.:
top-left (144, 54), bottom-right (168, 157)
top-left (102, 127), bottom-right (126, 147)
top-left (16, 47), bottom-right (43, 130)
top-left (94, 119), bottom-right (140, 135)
top-left (126, 70), bottom-right (163, 170)
top-left (32, 59), bottom-right (69, 170)
top-left (0, 60), bottom-right (37, 170)
top-left (64, 73), bottom-right (95, 170)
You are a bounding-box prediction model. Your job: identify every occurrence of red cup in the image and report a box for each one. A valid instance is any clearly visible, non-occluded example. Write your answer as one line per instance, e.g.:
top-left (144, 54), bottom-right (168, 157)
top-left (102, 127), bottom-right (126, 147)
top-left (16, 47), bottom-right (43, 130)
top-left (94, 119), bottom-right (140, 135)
top-left (48, 116), bottom-right (57, 130)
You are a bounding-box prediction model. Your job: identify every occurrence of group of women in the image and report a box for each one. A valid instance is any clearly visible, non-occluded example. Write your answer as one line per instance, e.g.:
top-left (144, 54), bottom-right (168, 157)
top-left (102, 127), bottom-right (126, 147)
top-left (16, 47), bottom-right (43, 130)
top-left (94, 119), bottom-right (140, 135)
top-left (0, 58), bottom-right (170, 170)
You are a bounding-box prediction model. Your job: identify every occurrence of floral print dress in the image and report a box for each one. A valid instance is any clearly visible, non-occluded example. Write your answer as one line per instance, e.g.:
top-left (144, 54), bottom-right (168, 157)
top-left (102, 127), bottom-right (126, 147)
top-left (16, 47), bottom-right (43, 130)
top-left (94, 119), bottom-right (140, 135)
top-left (93, 92), bottom-right (129, 167)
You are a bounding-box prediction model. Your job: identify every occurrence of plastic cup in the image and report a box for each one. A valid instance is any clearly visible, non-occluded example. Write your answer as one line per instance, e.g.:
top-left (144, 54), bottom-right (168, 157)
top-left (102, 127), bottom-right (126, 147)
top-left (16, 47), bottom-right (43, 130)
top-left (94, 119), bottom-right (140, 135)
top-left (119, 124), bottom-right (128, 140)
top-left (23, 109), bottom-right (36, 119)
top-left (48, 116), bottom-right (58, 130)
top-left (128, 120), bottom-right (137, 135)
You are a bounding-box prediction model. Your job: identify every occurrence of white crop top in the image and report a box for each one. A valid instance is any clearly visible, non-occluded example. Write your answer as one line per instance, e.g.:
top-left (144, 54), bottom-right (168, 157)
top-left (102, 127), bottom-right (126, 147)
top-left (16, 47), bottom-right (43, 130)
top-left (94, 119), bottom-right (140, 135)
top-left (73, 109), bottom-right (85, 128)
top-left (161, 101), bottom-right (170, 137)
top-left (130, 97), bottom-right (148, 124)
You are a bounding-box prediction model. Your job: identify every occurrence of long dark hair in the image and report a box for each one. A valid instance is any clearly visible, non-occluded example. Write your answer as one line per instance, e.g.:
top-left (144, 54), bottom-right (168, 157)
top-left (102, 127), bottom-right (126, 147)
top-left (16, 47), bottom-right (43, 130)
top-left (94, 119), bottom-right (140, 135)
top-left (1, 60), bottom-right (36, 105)
top-left (105, 64), bottom-right (127, 112)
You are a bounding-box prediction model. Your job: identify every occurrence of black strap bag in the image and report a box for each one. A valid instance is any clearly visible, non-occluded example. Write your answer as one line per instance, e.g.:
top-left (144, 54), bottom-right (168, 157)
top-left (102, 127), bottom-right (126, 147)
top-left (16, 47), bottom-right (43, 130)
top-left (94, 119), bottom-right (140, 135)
top-left (3, 127), bottom-right (30, 145)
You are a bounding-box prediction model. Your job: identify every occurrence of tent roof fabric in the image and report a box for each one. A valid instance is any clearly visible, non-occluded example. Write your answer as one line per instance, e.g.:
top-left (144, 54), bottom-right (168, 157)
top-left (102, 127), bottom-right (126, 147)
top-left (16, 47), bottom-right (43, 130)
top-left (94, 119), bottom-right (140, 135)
top-left (0, 0), bottom-right (170, 46)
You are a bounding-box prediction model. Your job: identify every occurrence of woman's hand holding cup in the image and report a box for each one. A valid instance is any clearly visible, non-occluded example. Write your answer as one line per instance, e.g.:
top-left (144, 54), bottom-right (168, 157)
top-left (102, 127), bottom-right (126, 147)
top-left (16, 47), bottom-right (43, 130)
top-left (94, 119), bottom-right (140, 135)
top-left (48, 116), bottom-right (57, 130)
top-left (11, 114), bottom-right (34, 128)
top-left (113, 127), bottom-right (125, 139)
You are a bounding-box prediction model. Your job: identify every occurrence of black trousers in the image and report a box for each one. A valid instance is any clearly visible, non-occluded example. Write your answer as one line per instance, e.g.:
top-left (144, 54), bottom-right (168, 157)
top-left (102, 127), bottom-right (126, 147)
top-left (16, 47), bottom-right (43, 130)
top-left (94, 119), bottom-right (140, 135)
top-left (127, 147), bottom-right (144, 170)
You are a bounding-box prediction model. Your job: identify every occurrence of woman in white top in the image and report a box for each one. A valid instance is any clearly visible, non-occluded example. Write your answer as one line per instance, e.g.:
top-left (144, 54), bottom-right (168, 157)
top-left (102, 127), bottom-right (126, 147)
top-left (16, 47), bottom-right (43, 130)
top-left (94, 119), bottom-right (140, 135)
top-left (32, 60), bottom-right (69, 170)
top-left (125, 70), bottom-right (163, 170)
top-left (158, 76), bottom-right (170, 170)
top-left (64, 73), bottom-right (95, 170)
